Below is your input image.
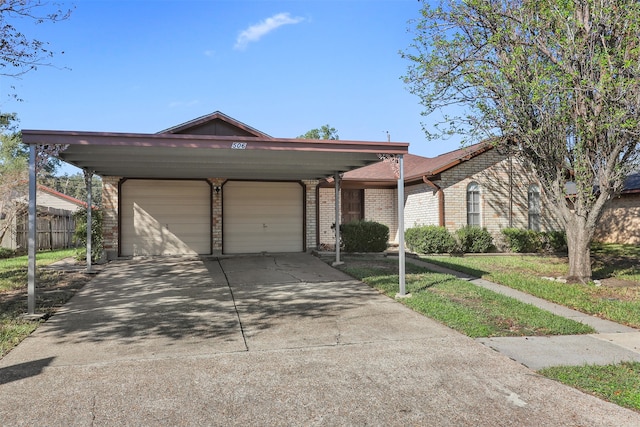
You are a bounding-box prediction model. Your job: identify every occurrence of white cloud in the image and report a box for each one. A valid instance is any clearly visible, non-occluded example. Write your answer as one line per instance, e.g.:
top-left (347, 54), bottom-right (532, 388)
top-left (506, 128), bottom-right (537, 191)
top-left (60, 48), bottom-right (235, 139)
top-left (203, 50), bottom-right (215, 57)
top-left (234, 12), bottom-right (304, 50)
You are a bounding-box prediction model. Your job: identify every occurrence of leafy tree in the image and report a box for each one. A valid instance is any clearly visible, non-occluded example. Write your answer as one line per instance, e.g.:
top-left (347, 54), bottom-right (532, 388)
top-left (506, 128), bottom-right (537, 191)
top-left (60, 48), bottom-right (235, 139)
top-left (41, 173), bottom-right (103, 206)
top-left (0, 1), bottom-right (72, 245)
top-left (1, 0), bottom-right (72, 79)
top-left (73, 206), bottom-right (103, 262)
top-left (0, 115), bottom-right (61, 245)
top-left (402, 0), bottom-right (640, 282)
top-left (298, 124), bottom-right (339, 140)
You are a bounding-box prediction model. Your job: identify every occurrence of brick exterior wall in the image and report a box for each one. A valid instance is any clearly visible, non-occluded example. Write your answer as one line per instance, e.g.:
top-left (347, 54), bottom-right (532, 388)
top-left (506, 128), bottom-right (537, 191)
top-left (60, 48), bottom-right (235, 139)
top-left (302, 180), bottom-right (319, 250)
top-left (364, 189), bottom-right (398, 242)
top-left (404, 183), bottom-right (439, 230)
top-left (438, 150), bottom-right (562, 247)
top-left (317, 150), bottom-right (564, 250)
top-left (101, 176), bottom-right (120, 260)
top-left (319, 187), bottom-right (336, 248)
top-left (208, 178), bottom-right (225, 253)
top-left (594, 193), bottom-right (640, 244)
top-left (319, 187), bottom-right (398, 246)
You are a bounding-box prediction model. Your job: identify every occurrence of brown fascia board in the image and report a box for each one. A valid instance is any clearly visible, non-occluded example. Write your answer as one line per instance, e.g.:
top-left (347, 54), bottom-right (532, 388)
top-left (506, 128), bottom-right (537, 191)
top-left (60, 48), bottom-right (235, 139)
top-left (157, 111), bottom-right (273, 138)
top-left (21, 130), bottom-right (409, 154)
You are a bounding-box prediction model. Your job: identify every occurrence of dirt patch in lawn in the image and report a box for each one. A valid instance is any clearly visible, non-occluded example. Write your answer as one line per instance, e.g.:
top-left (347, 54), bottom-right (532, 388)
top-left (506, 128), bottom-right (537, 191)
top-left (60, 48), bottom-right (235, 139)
top-left (600, 277), bottom-right (640, 288)
top-left (0, 270), bottom-right (92, 319)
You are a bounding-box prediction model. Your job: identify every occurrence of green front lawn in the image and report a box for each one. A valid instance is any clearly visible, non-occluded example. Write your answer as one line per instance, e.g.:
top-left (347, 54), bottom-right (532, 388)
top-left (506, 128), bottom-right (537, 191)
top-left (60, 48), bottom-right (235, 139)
top-left (540, 362), bottom-right (640, 412)
top-left (0, 248), bottom-right (76, 292)
top-left (419, 247), bottom-right (640, 328)
top-left (0, 249), bottom-right (88, 358)
top-left (337, 259), bottom-right (593, 338)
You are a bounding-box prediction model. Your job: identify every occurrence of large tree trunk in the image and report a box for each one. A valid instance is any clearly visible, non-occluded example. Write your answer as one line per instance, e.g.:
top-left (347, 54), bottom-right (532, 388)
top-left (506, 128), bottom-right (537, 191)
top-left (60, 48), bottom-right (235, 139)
top-left (565, 218), bottom-right (594, 283)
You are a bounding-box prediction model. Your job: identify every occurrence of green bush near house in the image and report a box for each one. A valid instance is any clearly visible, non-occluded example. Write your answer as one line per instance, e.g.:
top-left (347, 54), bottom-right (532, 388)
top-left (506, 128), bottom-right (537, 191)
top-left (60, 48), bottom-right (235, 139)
top-left (455, 226), bottom-right (494, 253)
top-left (405, 225), bottom-right (456, 254)
top-left (542, 230), bottom-right (568, 252)
top-left (340, 220), bottom-right (389, 252)
top-left (502, 228), bottom-right (567, 253)
top-left (501, 228), bottom-right (543, 253)
top-left (0, 248), bottom-right (15, 259)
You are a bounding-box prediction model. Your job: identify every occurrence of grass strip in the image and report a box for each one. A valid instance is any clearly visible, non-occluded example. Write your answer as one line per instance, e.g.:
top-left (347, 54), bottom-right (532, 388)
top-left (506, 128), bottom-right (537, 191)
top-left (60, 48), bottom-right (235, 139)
top-left (540, 362), bottom-right (640, 412)
top-left (338, 259), bottom-right (594, 338)
top-left (420, 255), bottom-right (640, 328)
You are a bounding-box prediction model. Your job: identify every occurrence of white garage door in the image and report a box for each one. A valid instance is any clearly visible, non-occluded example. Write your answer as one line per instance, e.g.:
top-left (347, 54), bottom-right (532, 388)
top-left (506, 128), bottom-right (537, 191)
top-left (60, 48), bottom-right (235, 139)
top-left (223, 181), bottom-right (303, 254)
top-left (121, 180), bottom-right (211, 256)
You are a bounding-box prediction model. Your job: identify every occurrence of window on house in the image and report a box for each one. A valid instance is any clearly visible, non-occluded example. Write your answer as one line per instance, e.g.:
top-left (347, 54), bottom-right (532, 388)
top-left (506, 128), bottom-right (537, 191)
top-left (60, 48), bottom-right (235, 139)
top-left (528, 184), bottom-right (541, 231)
top-left (467, 182), bottom-right (481, 226)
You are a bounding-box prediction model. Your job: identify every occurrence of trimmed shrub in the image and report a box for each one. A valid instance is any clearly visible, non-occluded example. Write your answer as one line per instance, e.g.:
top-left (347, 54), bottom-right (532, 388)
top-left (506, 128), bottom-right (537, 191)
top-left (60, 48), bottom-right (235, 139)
top-left (501, 228), bottom-right (543, 253)
top-left (405, 225), bottom-right (456, 254)
top-left (455, 226), bottom-right (494, 253)
top-left (73, 207), bottom-right (103, 262)
top-left (541, 230), bottom-right (568, 253)
top-left (0, 247), bottom-right (15, 259)
top-left (340, 220), bottom-right (389, 252)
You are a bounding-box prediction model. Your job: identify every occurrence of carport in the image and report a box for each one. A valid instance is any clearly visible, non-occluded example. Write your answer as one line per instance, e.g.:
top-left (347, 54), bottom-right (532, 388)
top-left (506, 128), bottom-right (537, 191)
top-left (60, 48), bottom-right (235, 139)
top-left (21, 112), bottom-right (410, 315)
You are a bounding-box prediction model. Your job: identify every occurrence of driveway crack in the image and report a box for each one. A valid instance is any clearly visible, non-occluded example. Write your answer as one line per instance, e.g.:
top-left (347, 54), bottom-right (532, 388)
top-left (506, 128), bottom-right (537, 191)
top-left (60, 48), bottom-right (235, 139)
top-left (217, 258), bottom-right (249, 352)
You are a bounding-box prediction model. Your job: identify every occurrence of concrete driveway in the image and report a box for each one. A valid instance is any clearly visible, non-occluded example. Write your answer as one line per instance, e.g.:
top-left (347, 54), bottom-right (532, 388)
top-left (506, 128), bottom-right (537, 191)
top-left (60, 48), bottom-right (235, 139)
top-left (0, 253), bottom-right (638, 426)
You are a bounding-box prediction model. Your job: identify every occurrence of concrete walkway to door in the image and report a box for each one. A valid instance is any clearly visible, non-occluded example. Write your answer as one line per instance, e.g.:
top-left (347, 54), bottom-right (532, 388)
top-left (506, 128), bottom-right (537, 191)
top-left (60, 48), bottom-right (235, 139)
top-left (0, 253), bottom-right (639, 426)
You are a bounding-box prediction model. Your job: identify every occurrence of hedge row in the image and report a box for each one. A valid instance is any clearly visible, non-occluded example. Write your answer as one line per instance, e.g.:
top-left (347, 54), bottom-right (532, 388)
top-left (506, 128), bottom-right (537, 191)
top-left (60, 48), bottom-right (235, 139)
top-left (339, 220), bottom-right (389, 252)
top-left (501, 228), bottom-right (567, 253)
top-left (333, 221), bottom-right (567, 255)
top-left (405, 225), bottom-right (494, 254)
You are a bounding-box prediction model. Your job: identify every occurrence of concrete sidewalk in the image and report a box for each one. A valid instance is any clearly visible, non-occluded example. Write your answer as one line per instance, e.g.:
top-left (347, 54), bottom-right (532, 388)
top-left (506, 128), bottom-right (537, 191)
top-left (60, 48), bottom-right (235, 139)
top-left (1, 254), bottom-right (639, 426)
top-left (403, 256), bottom-right (640, 370)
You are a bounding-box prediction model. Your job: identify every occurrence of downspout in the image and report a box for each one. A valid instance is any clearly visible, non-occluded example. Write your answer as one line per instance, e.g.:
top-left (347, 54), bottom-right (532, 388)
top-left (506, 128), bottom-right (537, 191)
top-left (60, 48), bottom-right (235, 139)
top-left (423, 176), bottom-right (445, 227)
top-left (509, 150), bottom-right (513, 228)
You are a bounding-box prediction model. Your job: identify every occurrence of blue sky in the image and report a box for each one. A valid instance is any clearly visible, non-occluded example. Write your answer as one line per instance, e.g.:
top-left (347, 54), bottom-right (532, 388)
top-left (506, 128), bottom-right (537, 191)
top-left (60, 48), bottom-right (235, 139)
top-left (3, 0), bottom-right (464, 174)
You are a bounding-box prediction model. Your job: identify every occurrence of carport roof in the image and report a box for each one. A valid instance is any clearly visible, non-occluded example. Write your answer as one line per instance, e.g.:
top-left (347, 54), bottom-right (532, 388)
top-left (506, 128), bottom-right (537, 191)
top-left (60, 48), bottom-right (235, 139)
top-left (21, 129), bottom-right (409, 181)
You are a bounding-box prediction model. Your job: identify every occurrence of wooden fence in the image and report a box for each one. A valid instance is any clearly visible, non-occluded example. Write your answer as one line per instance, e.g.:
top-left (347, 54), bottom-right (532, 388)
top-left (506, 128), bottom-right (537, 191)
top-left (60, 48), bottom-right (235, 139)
top-left (15, 207), bottom-right (77, 251)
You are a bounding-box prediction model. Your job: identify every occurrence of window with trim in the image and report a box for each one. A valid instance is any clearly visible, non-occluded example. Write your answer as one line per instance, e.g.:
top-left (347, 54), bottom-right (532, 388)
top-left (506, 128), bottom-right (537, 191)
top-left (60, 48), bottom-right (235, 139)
top-left (467, 182), bottom-right (481, 226)
top-left (528, 184), bottom-right (541, 231)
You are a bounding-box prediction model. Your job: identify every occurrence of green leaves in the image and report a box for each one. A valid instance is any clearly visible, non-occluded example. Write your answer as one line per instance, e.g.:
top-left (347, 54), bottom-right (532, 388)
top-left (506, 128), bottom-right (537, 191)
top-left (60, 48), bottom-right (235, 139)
top-left (297, 124), bottom-right (339, 140)
top-left (402, 0), bottom-right (640, 278)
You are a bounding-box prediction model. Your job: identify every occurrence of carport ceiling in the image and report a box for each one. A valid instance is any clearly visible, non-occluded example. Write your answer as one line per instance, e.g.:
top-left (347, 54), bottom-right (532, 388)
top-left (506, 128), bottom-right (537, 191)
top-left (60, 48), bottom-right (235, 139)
top-left (22, 130), bottom-right (409, 180)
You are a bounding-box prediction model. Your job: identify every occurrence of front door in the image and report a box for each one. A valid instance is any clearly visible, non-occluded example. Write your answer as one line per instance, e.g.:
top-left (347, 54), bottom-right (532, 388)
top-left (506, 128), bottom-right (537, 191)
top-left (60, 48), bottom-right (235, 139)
top-left (341, 189), bottom-right (364, 224)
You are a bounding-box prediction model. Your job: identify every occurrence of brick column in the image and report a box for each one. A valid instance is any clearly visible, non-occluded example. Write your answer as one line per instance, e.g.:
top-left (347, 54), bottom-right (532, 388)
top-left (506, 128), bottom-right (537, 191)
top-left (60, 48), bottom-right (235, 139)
top-left (302, 180), bottom-right (319, 251)
top-left (101, 176), bottom-right (121, 259)
top-left (209, 178), bottom-right (225, 254)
